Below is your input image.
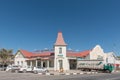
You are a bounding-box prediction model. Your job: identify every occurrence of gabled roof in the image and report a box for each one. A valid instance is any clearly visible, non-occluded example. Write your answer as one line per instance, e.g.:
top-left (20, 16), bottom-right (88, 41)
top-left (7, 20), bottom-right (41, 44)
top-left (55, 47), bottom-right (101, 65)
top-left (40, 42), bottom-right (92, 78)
top-left (19, 50), bottom-right (34, 58)
top-left (32, 52), bottom-right (54, 57)
top-left (54, 32), bottom-right (67, 46)
top-left (18, 50), bottom-right (54, 58)
top-left (17, 49), bottom-right (90, 58)
top-left (67, 50), bottom-right (91, 57)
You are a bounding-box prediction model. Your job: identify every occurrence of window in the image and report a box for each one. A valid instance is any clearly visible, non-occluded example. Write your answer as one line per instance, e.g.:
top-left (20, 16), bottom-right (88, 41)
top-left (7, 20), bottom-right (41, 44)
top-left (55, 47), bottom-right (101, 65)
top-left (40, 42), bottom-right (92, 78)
top-left (21, 61), bottom-right (23, 65)
top-left (17, 61), bottom-right (19, 65)
top-left (97, 55), bottom-right (103, 60)
top-left (49, 60), bottom-right (54, 67)
top-left (106, 58), bottom-right (108, 63)
top-left (59, 47), bottom-right (62, 54)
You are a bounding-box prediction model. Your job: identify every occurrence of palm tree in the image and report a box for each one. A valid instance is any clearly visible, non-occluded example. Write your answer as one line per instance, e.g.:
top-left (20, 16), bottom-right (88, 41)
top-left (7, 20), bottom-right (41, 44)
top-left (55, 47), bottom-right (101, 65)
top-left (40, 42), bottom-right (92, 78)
top-left (0, 48), bottom-right (14, 67)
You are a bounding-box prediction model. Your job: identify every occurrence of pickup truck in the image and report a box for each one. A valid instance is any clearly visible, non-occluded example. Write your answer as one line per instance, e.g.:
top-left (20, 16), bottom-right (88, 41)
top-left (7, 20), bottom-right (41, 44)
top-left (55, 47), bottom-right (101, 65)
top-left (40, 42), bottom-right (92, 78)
top-left (19, 66), bottom-right (33, 73)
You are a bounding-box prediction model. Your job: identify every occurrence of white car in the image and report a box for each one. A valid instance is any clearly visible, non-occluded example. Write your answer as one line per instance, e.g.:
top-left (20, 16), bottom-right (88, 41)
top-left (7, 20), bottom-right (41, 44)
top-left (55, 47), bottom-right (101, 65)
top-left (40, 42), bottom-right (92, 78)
top-left (33, 67), bottom-right (49, 74)
top-left (6, 65), bottom-right (20, 73)
top-left (19, 66), bottom-right (33, 73)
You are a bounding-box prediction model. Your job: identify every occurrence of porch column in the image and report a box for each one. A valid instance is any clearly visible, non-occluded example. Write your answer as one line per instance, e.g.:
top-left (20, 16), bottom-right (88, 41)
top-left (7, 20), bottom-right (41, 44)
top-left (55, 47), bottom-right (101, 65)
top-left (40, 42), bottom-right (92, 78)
top-left (47, 60), bottom-right (49, 68)
top-left (30, 60), bottom-right (32, 67)
top-left (36, 60), bottom-right (38, 67)
top-left (41, 60), bottom-right (43, 68)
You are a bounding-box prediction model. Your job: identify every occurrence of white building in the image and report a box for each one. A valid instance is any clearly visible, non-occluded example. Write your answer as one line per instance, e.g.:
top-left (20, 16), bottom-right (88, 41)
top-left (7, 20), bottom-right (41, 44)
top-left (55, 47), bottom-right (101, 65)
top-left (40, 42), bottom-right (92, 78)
top-left (14, 32), bottom-right (120, 71)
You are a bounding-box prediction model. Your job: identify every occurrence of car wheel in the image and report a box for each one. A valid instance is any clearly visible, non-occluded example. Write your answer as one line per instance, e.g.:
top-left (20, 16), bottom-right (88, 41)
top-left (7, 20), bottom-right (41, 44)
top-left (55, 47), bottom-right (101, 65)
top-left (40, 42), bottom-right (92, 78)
top-left (45, 70), bottom-right (49, 73)
top-left (15, 70), bottom-right (19, 73)
top-left (8, 69), bottom-right (12, 72)
top-left (34, 71), bottom-right (38, 74)
top-left (23, 70), bottom-right (27, 73)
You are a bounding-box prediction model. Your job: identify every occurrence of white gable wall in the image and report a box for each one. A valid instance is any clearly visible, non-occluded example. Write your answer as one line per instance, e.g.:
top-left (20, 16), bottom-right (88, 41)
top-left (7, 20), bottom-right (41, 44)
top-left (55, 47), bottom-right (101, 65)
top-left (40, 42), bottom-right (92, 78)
top-left (88, 45), bottom-right (120, 64)
top-left (89, 45), bottom-right (107, 62)
top-left (14, 52), bottom-right (27, 67)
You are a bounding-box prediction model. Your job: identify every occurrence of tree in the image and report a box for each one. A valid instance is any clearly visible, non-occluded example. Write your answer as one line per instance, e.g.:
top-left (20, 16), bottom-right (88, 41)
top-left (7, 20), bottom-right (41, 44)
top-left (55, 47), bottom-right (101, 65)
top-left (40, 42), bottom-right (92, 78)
top-left (0, 48), bottom-right (14, 66)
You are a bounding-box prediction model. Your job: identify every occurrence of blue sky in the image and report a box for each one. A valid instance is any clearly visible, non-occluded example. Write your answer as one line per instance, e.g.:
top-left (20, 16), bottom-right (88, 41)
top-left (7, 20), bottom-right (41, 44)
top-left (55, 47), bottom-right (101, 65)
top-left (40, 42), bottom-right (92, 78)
top-left (0, 0), bottom-right (120, 55)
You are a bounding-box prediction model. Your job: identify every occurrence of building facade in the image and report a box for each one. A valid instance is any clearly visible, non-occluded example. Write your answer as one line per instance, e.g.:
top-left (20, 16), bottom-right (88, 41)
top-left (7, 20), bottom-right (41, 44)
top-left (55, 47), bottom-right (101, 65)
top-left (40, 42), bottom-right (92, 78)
top-left (14, 32), bottom-right (120, 71)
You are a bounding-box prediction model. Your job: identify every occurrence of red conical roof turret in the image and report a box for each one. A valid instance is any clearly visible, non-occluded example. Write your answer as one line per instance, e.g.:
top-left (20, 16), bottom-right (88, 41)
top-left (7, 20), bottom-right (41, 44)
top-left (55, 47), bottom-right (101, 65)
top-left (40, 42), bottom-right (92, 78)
top-left (54, 31), bottom-right (67, 46)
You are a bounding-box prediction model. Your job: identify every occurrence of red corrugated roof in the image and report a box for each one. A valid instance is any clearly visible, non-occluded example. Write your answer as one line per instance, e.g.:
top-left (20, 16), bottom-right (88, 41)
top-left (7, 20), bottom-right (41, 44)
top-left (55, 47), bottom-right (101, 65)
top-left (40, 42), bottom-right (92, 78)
top-left (67, 50), bottom-right (91, 57)
top-left (32, 52), bottom-right (54, 57)
top-left (20, 50), bottom-right (34, 58)
top-left (19, 50), bottom-right (53, 58)
top-left (19, 49), bottom-right (90, 58)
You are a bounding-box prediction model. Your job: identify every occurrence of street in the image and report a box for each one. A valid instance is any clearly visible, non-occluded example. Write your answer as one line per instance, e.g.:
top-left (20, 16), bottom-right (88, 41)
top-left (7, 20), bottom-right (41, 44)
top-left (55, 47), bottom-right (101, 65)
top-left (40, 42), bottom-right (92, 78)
top-left (55, 72), bottom-right (120, 80)
top-left (0, 71), bottom-right (120, 80)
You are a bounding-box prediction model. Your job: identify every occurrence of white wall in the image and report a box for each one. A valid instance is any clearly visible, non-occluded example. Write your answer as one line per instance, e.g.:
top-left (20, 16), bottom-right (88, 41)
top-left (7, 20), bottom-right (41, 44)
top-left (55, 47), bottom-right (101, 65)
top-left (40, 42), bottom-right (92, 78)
top-left (54, 46), bottom-right (67, 58)
top-left (106, 52), bottom-right (120, 64)
top-left (54, 46), bottom-right (70, 71)
top-left (89, 45), bottom-right (106, 60)
top-left (87, 45), bottom-right (120, 65)
top-left (84, 54), bottom-right (90, 60)
top-left (14, 52), bottom-right (27, 67)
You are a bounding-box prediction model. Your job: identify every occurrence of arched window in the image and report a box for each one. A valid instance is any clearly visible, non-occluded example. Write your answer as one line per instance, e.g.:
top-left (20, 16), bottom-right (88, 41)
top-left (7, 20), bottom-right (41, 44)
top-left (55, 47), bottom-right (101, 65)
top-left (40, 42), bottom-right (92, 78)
top-left (59, 47), bottom-right (62, 54)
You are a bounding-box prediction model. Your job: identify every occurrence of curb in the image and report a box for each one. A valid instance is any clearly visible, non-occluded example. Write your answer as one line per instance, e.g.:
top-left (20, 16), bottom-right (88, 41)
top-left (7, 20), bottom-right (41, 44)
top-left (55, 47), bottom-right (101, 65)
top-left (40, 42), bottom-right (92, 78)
top-left (65, 73), bottom-right (73, 75)
top-left (37, 72), bottom-right (98, 75)
top-left (80, 72), bottom-right (84, 74)
top-left (73, 73), bottom-right (77, 75)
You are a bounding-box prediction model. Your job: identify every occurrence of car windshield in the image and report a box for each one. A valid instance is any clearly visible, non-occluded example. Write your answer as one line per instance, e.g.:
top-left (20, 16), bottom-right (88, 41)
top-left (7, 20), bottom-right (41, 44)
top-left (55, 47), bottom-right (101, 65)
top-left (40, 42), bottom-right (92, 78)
top-left (36, 67), bottom-right (45, 69)
top-left (37, 66), bottom-right (42, 68)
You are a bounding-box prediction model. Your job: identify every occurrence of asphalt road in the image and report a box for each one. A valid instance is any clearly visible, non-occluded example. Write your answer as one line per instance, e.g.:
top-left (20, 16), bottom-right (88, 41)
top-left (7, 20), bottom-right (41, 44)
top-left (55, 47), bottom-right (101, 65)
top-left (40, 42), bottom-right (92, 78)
top-left (55, 73), bottom-right (120, 80)
top-left (0, 71), bottom-right (120, 80)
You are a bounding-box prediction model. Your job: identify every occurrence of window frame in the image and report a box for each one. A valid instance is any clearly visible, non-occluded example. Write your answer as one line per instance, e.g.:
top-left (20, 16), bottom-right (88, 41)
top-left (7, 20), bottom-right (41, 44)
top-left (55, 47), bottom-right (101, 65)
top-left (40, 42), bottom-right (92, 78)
top-left (59, 47), bottom-right (62, 54)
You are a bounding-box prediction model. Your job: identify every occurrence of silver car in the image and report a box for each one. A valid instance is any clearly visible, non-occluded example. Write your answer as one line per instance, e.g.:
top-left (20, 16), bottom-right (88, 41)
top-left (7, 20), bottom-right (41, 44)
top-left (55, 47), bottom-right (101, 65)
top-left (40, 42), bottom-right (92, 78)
top-left (6, 65), bottom-right (20, 73)
top-left (33, 67), bottom-right (49, 74)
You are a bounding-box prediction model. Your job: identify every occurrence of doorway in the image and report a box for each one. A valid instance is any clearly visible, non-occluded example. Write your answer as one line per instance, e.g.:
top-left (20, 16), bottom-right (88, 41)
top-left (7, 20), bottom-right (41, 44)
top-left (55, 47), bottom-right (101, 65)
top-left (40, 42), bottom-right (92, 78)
top-left (59, 60), bottom-right (63, 69)
top-left (69, 59), bottom-right (77, 69)
top-left (43, 61), bottom-right (47, 68)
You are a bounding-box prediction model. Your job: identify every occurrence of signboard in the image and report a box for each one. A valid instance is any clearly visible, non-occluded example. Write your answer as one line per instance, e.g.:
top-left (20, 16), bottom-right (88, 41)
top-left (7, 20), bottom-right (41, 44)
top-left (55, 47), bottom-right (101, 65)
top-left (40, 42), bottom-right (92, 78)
top-left (58, 54), bottom-right (63, 57)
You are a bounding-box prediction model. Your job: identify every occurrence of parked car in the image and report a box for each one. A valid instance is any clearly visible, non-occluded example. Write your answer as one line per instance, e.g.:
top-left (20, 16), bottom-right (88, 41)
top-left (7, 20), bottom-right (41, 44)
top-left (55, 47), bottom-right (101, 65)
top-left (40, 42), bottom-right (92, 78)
top-left (33, 67), bottom-right (49, 74)
top-left (6, 65), bottom-right (20, 73)
top-left (0, 64), bottom-right (8, 71)
top-left (19, 66), bottom-right (33, 73)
